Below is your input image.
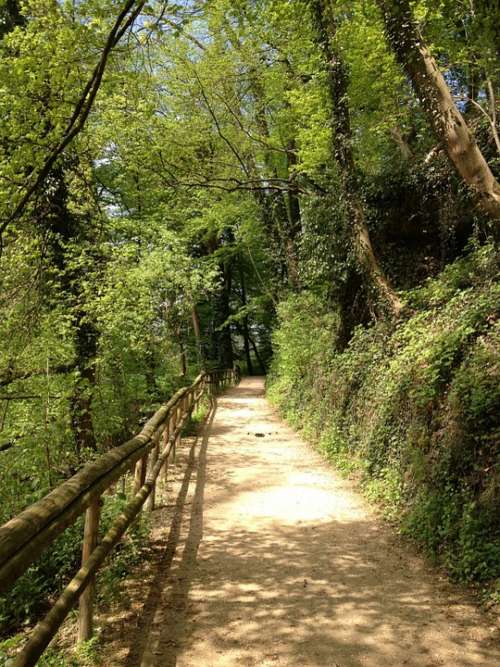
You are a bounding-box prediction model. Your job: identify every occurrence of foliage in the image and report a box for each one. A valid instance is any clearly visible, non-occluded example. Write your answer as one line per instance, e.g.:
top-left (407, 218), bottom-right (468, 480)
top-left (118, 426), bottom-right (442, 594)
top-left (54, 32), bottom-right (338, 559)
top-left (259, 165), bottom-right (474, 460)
top-left (0, 0), bottom-right (499, 655)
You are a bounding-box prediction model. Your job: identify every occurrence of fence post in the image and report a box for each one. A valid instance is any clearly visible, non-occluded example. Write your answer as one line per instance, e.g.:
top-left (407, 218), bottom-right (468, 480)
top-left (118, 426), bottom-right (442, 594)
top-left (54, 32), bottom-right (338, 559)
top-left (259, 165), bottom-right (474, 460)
top-left (174, 398), bottom-right (184, 464)
top-left (145, 435), bottom-right (160, 512)
top-left (78, 497), bottom-right (101, 643)
top-left (134, 452), bottom-right (149, 494)
top-left (172, 407), bottom-right (178, 464)
top-left (162, 422), bottom-right (170, 487)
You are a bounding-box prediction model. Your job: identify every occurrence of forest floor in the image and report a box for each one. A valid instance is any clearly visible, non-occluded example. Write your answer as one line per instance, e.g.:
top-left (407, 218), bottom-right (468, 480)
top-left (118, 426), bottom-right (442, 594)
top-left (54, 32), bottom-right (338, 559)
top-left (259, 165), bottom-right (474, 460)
top-left (98, 377), bottom-right (500, 667)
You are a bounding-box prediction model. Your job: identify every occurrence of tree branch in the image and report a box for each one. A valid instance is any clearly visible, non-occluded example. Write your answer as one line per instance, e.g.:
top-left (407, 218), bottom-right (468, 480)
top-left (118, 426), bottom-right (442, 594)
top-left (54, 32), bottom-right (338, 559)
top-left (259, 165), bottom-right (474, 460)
top-left (0, 363), bottom-right (76, 388)
top-left (159, 17), bottom-right (206, 51)
top-left (0, 0), bottom-right (146, 253)
top-left (193, 69), bottom-right (251, 177)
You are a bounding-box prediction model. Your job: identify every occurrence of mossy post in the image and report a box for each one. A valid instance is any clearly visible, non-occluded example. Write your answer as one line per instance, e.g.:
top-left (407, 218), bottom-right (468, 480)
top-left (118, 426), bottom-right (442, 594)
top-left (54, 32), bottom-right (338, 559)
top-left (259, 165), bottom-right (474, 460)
top-left (78, 497), bottom-right (101, 643)
top-left (145, 434), bottom-right (160, 512)
top-left (134, 451), bottom-right (149, 494)
top-left (163, 419), bottom-right (172, 485)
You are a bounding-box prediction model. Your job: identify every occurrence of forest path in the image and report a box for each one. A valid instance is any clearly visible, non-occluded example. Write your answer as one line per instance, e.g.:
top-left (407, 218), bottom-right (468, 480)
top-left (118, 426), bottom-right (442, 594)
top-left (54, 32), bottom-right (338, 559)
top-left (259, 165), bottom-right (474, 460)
top-left (101, 377), bottom-right (499, 667)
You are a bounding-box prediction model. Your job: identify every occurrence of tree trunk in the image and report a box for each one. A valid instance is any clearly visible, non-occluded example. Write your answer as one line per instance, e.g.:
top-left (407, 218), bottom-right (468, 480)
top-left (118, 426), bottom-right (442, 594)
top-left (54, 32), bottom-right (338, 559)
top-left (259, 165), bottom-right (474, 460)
top-left (217, 263), bottom-right (234, 368)
top-left (285, 138), bottom-right (302, 289)
top-left (248, 332), bottom-right (266, 374)
top-left (238, 265), bottom-right (253, 375)
top-left (209, 255), bottom-right (234, 369)
top-left (390, 127), bottom-right (413, 160)
top-left (378, 0), bottom-right (500, 220)
top-left (191, 305), bottom-right (203, 366)
top-left (250, 73), bottom-right (302, 290)
top-left (143, 348), bottom-right (158, 401)
top-left (310, 0), bottom-right (402, 318)
top-left (46, 168), bottom-right (98, 456)
top-left (179, 337), bottom-right (187, 378)
top-left (70, 319), bottom-right (97, 457)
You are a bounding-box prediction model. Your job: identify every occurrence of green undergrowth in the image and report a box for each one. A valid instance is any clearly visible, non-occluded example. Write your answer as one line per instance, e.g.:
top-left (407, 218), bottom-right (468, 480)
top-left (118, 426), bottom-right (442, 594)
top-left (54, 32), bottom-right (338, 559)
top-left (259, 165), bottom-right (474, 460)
top-left (268, 244), bottom-right (499, 593)
top-left (0, 492), bottom-right (150, 664)
top-left (182, 397), bottom-right (211, 436)
top-left (0, 635), bottom-right (102, 667)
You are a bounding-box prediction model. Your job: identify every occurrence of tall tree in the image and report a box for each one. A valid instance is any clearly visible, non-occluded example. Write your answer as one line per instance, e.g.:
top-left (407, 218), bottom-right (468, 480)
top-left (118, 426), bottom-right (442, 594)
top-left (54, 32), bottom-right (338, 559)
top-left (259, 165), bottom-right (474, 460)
top-left (44, 166), bottom-right (99, 455)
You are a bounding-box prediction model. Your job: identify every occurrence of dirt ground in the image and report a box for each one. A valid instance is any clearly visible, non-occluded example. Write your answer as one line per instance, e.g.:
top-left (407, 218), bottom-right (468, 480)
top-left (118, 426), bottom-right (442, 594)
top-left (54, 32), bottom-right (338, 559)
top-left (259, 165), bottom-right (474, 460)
top-left (98, 376), bottom-right (500, 667)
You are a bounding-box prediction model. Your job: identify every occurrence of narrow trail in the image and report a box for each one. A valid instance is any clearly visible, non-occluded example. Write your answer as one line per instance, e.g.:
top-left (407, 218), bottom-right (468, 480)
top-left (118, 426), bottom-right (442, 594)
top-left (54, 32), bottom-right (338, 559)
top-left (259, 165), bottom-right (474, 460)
top-left (101, 377), bottom-right (499, 667)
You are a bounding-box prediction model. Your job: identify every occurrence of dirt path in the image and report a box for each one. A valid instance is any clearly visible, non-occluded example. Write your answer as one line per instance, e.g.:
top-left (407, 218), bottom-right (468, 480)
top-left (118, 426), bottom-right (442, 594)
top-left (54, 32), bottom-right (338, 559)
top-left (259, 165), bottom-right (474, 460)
top-left (101, 377), bottom-right (499, 667)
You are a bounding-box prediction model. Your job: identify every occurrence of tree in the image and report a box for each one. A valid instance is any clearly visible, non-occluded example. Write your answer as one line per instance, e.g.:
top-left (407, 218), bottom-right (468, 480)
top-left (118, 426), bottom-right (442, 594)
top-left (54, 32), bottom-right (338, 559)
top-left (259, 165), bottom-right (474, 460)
top-left (0, 0), bottom-right (147, 252)
top-left (310, 0), bottom-right (402, 331)
top-left (377, 0), bottom-right (500, 220)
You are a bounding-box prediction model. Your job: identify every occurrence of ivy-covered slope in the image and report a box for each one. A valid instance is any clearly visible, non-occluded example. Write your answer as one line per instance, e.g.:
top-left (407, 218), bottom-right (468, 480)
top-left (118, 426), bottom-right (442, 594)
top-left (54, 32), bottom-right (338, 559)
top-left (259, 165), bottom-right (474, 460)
top-left (268, 245), bottom-right (499, 588)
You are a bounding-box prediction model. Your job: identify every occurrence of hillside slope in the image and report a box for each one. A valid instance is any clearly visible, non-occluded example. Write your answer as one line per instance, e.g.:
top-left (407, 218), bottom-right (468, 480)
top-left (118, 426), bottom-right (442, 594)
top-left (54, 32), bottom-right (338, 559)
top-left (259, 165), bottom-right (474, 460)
top-left (268, 245), bottom-right (499, 592)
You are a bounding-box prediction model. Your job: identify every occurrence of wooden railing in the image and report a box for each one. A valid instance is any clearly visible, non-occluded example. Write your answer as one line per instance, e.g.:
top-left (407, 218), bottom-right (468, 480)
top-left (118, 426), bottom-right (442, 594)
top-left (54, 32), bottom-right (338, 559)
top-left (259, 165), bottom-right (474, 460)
top-left (0, 367), bottom-right (239, 666)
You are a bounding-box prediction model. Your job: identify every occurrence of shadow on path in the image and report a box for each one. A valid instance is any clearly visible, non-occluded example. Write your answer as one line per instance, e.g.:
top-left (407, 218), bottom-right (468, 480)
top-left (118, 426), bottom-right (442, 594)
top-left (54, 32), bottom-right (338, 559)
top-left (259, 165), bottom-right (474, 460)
top-left (123, 404), bottom-right (214, 667)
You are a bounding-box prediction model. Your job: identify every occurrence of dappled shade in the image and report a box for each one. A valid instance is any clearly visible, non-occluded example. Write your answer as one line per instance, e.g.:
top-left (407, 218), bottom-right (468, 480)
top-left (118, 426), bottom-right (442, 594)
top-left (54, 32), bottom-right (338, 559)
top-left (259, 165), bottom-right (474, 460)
top-left (99, 379), bottom-right (499, 667)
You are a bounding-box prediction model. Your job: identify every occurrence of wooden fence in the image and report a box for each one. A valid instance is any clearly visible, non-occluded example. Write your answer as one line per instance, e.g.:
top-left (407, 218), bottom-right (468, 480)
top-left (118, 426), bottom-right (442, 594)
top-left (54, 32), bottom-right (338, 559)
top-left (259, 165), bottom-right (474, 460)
top-left (0, 368), bottom-right (239, 666)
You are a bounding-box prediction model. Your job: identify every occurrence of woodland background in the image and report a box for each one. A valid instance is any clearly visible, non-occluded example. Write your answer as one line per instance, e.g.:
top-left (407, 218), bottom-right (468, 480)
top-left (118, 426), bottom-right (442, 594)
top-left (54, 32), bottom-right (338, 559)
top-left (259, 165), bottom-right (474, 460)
top-left (0, 0), bottom-right (498, 645)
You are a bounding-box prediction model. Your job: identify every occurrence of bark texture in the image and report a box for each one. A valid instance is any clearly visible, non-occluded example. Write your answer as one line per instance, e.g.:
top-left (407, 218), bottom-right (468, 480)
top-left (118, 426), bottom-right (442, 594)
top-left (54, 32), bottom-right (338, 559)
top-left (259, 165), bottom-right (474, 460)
top-left (191, 305), bottom-right (203, 365)
top-left (214, 262), bottom-right (234, 369)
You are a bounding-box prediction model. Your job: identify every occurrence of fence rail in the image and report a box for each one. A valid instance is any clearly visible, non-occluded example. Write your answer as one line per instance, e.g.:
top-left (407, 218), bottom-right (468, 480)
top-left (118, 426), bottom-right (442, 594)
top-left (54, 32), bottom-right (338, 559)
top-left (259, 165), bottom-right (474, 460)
top-left (0, 367), bottom-right (239, 666)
